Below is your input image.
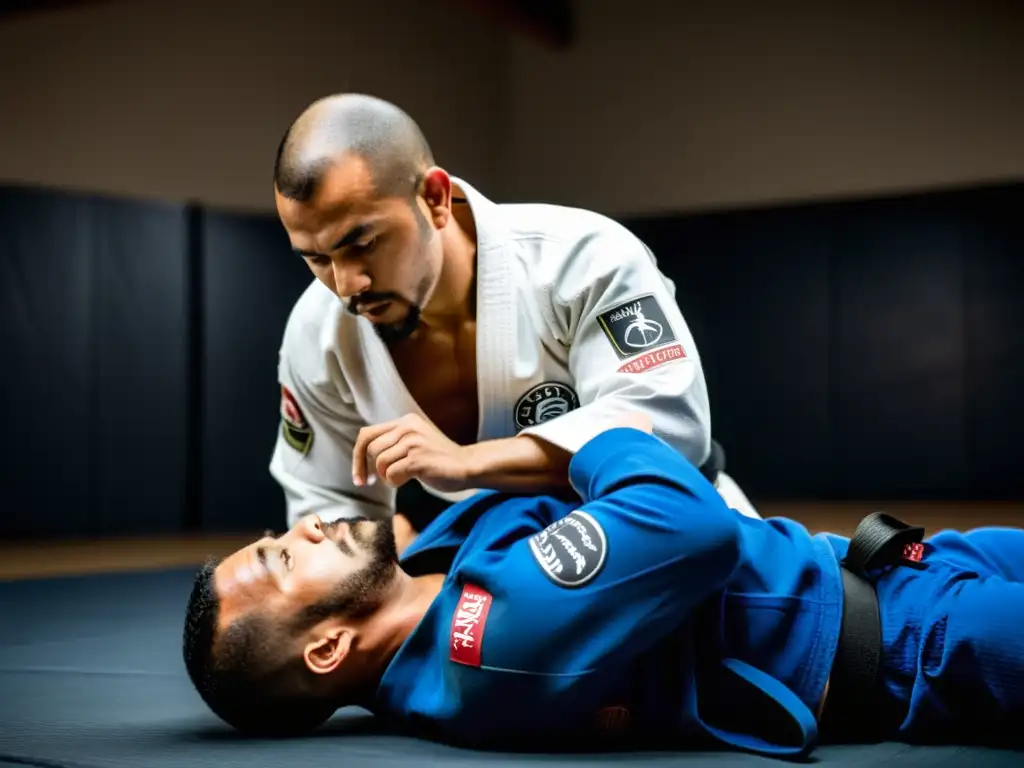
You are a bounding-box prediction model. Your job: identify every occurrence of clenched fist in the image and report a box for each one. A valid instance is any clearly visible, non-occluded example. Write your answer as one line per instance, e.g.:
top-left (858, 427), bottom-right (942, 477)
top-left (352, 413), bottom-right (474, 493)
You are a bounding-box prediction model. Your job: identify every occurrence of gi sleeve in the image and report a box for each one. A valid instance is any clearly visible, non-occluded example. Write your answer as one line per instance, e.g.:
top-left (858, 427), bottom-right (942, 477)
top-left (503, 427), bottom-right (742, 674)
top-left (519, 228), bottom-right (711, 468)
top-left (268, 351), bottom-right (395, 528)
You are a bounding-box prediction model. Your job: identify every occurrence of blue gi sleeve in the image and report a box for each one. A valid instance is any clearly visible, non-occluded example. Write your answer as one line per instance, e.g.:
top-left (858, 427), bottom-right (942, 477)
top-left (483, 426), bottom-right (741, 676)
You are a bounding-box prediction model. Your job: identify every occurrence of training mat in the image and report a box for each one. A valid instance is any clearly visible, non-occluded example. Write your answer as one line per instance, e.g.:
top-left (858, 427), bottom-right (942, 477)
top-left (0, 569), bottom-right (1020, 768)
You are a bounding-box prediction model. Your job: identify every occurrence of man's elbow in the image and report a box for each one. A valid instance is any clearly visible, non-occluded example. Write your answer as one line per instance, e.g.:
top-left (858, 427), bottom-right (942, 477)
top-left (706, 510), bottom-right (742, 582)
top-left (660, 483), bottom-right (742, 581)
top-left (645, 394), bottom-right (712, 468)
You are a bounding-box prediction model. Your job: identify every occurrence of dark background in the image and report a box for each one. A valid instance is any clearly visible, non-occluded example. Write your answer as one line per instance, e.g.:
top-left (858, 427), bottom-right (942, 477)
top-left (2, 179), bottom-right (1021, 539)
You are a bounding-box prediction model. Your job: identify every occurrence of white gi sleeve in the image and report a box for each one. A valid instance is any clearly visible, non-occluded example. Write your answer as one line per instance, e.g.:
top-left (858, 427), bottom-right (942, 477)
top-left (268, 352), bottom-right (395, 528)
top-left (519, 227), bottom-right (712, 468)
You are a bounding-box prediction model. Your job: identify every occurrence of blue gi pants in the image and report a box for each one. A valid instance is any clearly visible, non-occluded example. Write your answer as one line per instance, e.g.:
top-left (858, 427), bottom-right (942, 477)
top-left (876, 527), bottom-right (1024, 744)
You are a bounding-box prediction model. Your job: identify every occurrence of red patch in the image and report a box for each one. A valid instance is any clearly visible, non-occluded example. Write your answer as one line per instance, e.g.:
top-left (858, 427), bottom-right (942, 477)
top-left (617, 343), bottom-right (686, 374)
top-left (280, 386), bottom-right (307, 429)
top-left (903, 542), bottom-right (924, 563)
top-left (449, 584), bottom-right (493, 668)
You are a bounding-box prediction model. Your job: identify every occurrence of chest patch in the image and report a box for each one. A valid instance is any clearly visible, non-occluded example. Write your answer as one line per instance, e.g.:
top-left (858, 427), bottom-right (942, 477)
top-left (529, 510), bottom-right (607, 588)
top-left (514, 382), bottom-right (580, 431)
top-left (597, 293), bottom-right (679, 360)
top-left (449, 584), bottom-right (493, 668)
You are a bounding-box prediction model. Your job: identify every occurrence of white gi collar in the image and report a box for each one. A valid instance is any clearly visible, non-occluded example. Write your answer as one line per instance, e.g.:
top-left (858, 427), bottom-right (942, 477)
top-left (449, 176), bottom-right (511, 254)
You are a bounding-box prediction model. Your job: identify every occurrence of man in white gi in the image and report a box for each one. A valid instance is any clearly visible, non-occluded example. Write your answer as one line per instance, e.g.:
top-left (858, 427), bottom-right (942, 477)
top-left (268, 93), bottom-right (758, 550)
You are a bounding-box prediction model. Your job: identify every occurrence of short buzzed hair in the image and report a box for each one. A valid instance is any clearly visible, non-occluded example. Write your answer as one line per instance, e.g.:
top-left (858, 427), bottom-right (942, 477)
top-left (182, 560), bottom-right (338, 737)
top-left (273, 93), bottom-right (435, 203)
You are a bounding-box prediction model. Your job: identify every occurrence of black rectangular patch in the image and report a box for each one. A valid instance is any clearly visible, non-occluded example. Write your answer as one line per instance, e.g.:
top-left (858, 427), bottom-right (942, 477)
top-left (596, 293), bottom-right (677, 360)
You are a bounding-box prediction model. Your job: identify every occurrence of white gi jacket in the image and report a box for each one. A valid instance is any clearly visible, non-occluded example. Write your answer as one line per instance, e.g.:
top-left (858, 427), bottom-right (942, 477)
top-left (270, 177), bottom-right (742, 527)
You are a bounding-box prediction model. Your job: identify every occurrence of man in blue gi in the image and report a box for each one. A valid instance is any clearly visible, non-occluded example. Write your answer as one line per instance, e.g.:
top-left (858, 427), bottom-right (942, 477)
top-left (182, 416), bottom-right (1024, 758)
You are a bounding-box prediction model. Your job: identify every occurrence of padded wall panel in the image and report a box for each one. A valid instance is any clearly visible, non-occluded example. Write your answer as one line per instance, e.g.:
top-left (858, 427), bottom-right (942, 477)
top-left (201, 210), bottom-right (316, 532)
top-left (89, 197), bottom-right (189, 534)
top-left (701, 208), bottom-right (833, 498)
top-left (0, 186), bottom-right (95, 538)
top-left (828, 198), bottom-right (967, 498)
top-left (963, 187), bottom-right (1024, 498)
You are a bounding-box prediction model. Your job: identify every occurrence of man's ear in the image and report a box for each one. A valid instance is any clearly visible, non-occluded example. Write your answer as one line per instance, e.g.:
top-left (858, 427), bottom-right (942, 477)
top-left (303, 626), bottom-right (353, 675)
top-left (420, 167), bottom-right (452, 229)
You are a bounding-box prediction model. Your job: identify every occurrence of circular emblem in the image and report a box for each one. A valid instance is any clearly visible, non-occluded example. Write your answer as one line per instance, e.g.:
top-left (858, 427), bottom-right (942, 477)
top-left (514, 382), bottom-right (580, 431)
top-left (528, 510), bottom-right (607, 588)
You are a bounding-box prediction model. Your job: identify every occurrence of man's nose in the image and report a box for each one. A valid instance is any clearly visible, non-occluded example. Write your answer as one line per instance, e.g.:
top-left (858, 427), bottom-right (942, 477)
top-left (333, 259), bottom-right (370, 298)
top-left (295, 514), bottom-right (326, 544)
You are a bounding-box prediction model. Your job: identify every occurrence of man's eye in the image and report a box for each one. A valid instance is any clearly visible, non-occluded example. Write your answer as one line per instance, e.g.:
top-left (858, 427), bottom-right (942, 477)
top-left (353, 236), bottom-right (377, 252)
top-left (280, 549), bottom-right (292, 568)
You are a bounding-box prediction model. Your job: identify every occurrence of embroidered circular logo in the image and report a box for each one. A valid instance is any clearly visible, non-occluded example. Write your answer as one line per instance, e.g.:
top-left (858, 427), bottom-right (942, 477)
top-left (528, 510), bottom-right (607, 588)
top-left (514, 382), bottom-right (580, 431)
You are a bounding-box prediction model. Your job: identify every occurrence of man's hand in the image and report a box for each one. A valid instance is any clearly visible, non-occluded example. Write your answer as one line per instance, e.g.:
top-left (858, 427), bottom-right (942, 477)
top-left (352, 413), bottom-right (472, 493)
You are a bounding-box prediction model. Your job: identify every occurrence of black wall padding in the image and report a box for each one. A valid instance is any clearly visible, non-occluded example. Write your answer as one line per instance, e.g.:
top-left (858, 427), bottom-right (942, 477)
top-left (89, 197), bottom-right (190, 535)
top-left (1, 180), bottom-right (1021, 542)
top-left (625, 182), bottom-right (1024, 501)
top-left (963, 194), bottom-right (1024, 498)
top-left (829, 198), bottom-right (968, 499)
top-left (0, 185), bottom-right (189, 538)
top-left (0, 186), bottom-right (95, 538)
top-left (200, 210), bottom-right (315, 533)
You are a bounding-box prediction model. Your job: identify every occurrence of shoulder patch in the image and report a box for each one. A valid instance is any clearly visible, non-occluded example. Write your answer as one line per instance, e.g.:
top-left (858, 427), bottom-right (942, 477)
top-left (529, 510), bottom-right (607, 588)
top-left (450, 584), bottom-right (493, 668)
top-left (280, 385), bottom-right (313, 455)
top-left (514, 381), bottom-right (580, 431)
top-left (596, 293), bottom-right (678, 360)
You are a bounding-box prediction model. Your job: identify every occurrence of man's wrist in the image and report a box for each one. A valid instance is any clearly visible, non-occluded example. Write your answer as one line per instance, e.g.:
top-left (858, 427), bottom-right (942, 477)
top-left (460, 435), bottom-right (571, 492)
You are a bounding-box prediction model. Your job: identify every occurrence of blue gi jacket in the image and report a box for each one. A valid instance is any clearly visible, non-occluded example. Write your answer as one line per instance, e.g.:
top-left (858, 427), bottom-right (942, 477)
top-left (371, 428), bottom-right (842, 758)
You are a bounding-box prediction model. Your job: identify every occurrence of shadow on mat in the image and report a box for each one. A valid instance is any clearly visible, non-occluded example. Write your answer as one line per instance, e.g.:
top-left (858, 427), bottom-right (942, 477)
top-left (155, 711), bottom-right (735, 761)
top-left (175, 710), bottom-right (392, 742)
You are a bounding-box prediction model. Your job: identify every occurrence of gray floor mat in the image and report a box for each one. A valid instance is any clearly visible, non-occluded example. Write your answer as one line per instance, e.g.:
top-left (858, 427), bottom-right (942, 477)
top-left (0, 569), bottom-right (1019, 767)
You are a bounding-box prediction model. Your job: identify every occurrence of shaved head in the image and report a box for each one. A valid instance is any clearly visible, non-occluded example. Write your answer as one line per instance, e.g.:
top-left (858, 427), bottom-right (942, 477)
top-left (274, 93), bottom-right (435, 203)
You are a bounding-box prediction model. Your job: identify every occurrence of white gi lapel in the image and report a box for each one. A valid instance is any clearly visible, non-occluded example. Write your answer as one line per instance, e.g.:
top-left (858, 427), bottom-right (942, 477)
top-left (454, 178), bottom-right (516, 441)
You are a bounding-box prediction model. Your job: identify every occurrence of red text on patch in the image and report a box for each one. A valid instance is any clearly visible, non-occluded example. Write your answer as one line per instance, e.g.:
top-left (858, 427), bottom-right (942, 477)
top-left (617, 343), bottom-right (686, 374)
top-left (449, 584), bottom-right (493, 668)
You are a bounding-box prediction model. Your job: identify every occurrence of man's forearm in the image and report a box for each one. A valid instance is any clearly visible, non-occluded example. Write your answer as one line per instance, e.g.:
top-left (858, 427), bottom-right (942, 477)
top-left (462, 435), bottom-right (572, 492)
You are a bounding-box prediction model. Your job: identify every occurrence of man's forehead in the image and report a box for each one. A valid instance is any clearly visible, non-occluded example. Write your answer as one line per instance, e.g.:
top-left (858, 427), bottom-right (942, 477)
top-left (215, 542), bottom-right (269, 597)
top-left (319, 152), bottom-right (378, 203)
top-left (277, 161), bottom-right (389, 238)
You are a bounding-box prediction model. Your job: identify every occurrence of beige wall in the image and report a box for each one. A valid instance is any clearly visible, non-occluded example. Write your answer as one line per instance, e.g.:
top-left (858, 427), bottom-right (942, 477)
top-left (505, 0), bottom-right (1024, 216)
top-left (1, 0), bottom-right (1022, 216)
top-left (0, 0), bottom-right (510, 213)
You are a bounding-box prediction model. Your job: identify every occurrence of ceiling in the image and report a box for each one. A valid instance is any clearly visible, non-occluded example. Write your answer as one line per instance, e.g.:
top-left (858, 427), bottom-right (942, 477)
top-left (0, 0), bottom-right (573, 47)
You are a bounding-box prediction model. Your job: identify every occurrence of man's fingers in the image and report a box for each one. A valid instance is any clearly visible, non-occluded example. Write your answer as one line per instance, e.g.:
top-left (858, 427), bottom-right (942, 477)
top-left (383, 456), bottom-right (415, 487)
top-left (353, 421), bottom-right (400, 485)
top-left (374, 437), bottom-right (414, 482)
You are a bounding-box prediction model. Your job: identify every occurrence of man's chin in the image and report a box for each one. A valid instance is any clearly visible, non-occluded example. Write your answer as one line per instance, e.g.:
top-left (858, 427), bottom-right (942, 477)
top-left (370, 306), bottom-right (421, 343)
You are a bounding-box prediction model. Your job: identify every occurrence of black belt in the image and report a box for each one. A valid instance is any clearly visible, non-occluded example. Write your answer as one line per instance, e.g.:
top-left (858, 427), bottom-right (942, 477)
top-left (820, 511), bottom-right (926, 741)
